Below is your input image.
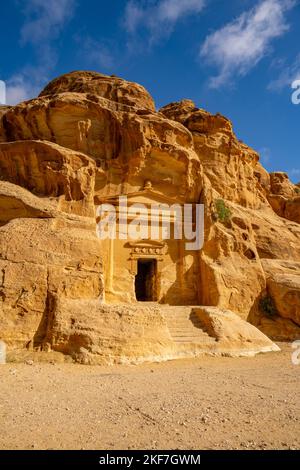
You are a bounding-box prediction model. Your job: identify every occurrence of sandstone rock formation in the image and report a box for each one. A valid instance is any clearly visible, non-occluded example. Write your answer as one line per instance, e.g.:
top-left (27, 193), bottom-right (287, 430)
top-left (0, 105), bottom-right (10, 142)
top-left (40, 71), bottom-right (156, 111)
top-left (0, 71), bottom-right (299, 364)
top-left (249, 259), bottom-right (300, 341)
top-left (160, 99), bottom-right (300, 337)
top-left (193, 307), bottom-right (280, 356)
top-left (39, 302), bottom-right (279, 365)
top-left (267, 172), bottom-right (300, 224)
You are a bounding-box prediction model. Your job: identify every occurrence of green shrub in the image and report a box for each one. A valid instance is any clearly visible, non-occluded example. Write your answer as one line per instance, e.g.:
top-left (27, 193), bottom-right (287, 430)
top-left (259, 296), bottom-right (277, 317)
top-left (214, 199), bottom-right (232, 223)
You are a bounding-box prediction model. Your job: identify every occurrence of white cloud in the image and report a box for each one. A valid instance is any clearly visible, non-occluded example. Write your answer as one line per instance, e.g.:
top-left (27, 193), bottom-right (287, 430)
top-left (6, 75), bottom-right (37, 105)
top-left (268, 54), bottom-right (300, 91)
top-left (288, 168), bottom-right (300, 183)
top-left (200, 0), bottom-right (295, 88)
top-left (5, 0), bottom-right (76, 105)
top-left (124, 1), bottom-right (145, 34)
top-left (259, 147), bottom-right (271, 164)
top-left (5, 46), bottom-right (58, 104)
top-left (76, 36), bottom-right (115, 70)
top-left (157, 0), bottom-right (205, 22)
top-left (124, 0), bottom-right (206, 41)
top-left (21, 0), bottom-right (76, 44)
top-left (6, 48), bottom-right (56, 104)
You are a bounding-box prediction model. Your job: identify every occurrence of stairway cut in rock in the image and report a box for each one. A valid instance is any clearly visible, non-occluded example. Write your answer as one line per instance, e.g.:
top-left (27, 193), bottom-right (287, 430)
top-left (161, 306), bottom-right (214, 345)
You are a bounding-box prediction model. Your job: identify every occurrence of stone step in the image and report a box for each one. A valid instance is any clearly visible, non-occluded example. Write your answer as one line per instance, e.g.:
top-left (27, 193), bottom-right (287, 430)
top-left (168, 324), bottom-right (202, 328)
top-left (173, 338), bottom-right (213, 344)
top-left (168, 322), bottom-right (196, 325)
top-left (160, 305), bottom-right (213, 345)
top-left (168, 329), bottom-right (206, 336)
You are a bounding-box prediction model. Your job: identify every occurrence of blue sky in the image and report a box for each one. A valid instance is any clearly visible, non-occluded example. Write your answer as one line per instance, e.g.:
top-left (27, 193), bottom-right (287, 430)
top-left (0, 0), bottom-right (299, 181)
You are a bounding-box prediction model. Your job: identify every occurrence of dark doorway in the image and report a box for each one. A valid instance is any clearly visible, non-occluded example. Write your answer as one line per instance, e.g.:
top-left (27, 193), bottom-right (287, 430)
top-left (135, 259), bottom-right (157, 302)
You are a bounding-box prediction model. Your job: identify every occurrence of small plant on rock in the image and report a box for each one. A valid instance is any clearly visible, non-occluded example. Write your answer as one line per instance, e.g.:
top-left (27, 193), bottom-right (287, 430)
top-left (214, 199), bottom-right (232, 224)
top-left (259, 296), bottom-right (278, 318)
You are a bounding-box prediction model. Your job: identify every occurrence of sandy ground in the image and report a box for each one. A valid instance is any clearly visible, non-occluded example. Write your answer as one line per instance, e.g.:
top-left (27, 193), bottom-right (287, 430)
top-left (0, 343), bottom-right (299, 450)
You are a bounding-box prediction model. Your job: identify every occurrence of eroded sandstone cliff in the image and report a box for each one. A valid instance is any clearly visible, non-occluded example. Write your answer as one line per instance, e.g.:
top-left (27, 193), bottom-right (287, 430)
top-left (160, 99), bottom-right (300, 335)
top-left (0, 71), bottom-right (299, 364)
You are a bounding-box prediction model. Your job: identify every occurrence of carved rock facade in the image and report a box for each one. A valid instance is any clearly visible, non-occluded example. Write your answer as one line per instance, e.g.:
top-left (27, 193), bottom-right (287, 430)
top-left (0, 71), bottom-right (299, 364)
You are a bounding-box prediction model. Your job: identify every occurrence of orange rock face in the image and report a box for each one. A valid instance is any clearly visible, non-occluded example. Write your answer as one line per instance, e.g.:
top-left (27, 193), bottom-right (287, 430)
top-left (40, 71), bottom-right (156, 111)
top-left (160, 100), bottom-right (266, 208)
top-left (0, 105), bottom-right (10, 142)
top-left (0, 71), bottom-right (299, 363)
top-left (0, 140), bottom-right (96, 216)
top-left (267, 172), bottom-right (300, 224)
top-left (161, 99), bottom-right (300, 330)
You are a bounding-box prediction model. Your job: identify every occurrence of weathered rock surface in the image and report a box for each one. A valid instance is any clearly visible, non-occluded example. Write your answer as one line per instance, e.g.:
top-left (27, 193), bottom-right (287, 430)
top-left (40, 70), bottom-right (156, 111)
top-left (199, 200), bottom-right (266, 318)
top-left (44, 300), bottom-right (174, 364)
top-left (267, 172), bottom-right (300, 224)
top-left (0, 217), bottom-right (103, 348)
top-left (0, 105), bottom-right (10, 142)
top-left (0, 71), bottom-right (299, 363)
top-left (268, 274), bottom-right (300, 325)
top-left (160, 98), bottom-right (300, 339)
top-left (193, 307), bottom-right (280, 356)
top-left (0, 140), bottom-right (103, 349)
top-left (0, 140), bottom-right (97, 216)
top-left (40, 302), bottom-right (279, 364)
top-left (160, 100), bottom-right (267, 209)
top-left (3, 94), bottom-right (201, 203)
top-left (249, 259), bottom-right (300, 340)
top-left (0, 181), bottom-right (56, 223)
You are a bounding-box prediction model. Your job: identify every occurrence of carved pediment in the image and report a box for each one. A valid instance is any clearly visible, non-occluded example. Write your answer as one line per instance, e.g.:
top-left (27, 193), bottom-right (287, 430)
top-left (95, 187), bottom-right (183, 206)
top-left (126, 239), bottom-right (166, 258)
